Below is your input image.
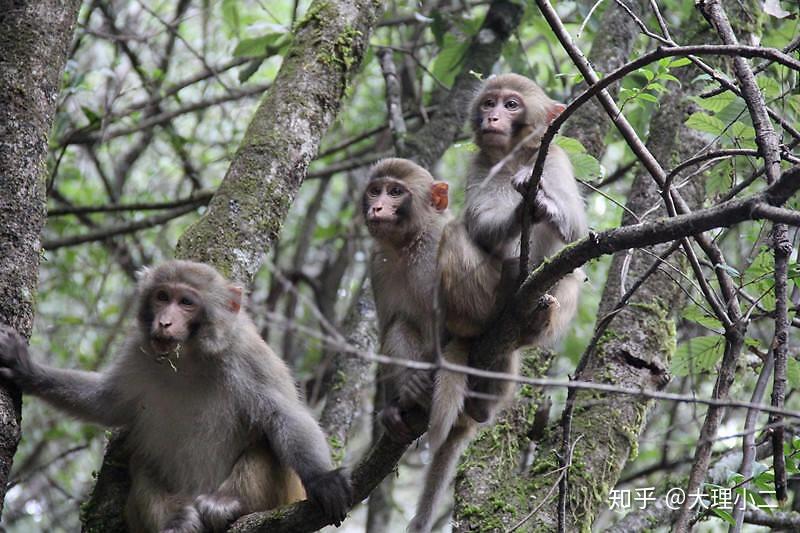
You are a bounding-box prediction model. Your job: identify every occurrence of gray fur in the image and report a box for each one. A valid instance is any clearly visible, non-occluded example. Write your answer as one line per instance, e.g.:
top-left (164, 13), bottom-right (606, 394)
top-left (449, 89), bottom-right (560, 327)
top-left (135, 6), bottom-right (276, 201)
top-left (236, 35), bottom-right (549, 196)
top-left (0, 260), bottom-right (348, 532)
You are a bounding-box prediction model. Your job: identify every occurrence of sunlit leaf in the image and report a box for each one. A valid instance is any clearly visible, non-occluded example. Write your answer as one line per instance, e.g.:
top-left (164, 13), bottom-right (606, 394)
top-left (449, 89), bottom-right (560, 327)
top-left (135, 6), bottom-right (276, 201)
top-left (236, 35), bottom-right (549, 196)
top-left (685, 112), bottom-right (726, 135)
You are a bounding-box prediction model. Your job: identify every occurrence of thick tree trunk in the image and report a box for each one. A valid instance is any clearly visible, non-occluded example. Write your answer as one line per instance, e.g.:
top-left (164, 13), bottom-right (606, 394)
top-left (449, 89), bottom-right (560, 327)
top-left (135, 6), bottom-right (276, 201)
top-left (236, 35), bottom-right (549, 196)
top-left (0, 0), bottom-right (81, 515)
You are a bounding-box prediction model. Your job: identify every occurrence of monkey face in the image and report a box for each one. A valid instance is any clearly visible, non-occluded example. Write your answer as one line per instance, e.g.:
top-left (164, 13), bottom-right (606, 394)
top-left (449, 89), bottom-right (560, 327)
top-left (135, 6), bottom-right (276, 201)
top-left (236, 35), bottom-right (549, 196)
top-left (362, 178), bottom-right (413, 239)
top-left (475, 89), bottom-right (526, 152)
top-left (144, 283), bottom-right (203, 354)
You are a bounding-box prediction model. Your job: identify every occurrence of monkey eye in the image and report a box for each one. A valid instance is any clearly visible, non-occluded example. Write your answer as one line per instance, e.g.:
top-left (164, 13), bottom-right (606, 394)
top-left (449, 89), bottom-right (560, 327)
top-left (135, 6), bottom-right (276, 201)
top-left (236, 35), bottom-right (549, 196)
top-left (482, 98), bottom-right (496, 108)
top-left (389, 186), bottom-right (404, 197)
top-left (179, 297), bottom-right (195, 307)
top-left (505, 100), bottom-right (520, 110)
top-left (367, 185), bottom-right (381, 197)
top-left (156, 290), bottom-right (169, 302)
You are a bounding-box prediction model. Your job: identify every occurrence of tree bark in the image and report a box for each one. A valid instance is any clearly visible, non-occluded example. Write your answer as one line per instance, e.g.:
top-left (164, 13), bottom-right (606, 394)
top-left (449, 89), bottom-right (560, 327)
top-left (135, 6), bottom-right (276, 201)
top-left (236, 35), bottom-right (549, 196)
top-left (0, 0), bottom-right (81, 515)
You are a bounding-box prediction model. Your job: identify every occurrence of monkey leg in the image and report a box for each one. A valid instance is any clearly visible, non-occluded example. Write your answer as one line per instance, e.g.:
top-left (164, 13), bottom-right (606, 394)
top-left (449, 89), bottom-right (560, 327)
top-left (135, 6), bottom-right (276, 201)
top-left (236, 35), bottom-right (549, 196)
top-left (439, 221), bottom-right (502, 338)
top-left (196, 445), bottom-right (305, 531)
top-left (464, 347), bottom-right (520, 425)
top-left (408, 420), bottom-right (477, 533)
top-left (378, 320), bottom-right (435, 443)
top-left (127, 467), bottom-right (193, 533)
top-left (427, 338), bottom-right (470, 451)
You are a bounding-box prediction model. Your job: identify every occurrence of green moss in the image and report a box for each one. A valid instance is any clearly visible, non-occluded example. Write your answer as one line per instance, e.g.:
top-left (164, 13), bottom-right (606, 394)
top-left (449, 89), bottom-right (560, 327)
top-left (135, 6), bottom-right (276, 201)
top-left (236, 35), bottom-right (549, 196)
top-left (328, 434), bottom-right (345, 464)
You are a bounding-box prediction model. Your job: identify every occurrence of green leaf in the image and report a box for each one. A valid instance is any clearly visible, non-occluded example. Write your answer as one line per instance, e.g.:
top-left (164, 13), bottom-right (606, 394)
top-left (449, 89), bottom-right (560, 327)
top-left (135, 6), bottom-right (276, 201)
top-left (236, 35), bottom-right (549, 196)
top-left (672, 335), bottom-right (725, 376)
top-left (222, 0), bottom-right (240, 37)
top-left (685, 112), bottom-right (726, 135)
top-left (641, 68), bottom-right (656, 82)
top-left (554, 135), bottom-right (587, 154)
top-left (754, 470), bottom-right (774, 492)
top-left (430, 10), bottom-right (446, 47)
top-left (658, 73), bottom-right (680, 84)
top-left (743, 249), bottom-right (776, 311)
top-left (682, 305), bottom-right (723, 332)
top-left (669, 57), bottom-right (692, 68)
top-left (757, 76), bottom-right (781, 99)
top-left (637, 92), bottom-right (659, 103)
top-left (711, 508), bottom-right (735, 526)
top-left (568, 153), bottom-right (602, 181)
top-left (692, 91), bottom-right (735, 113)
top-left (81, 106), bottom-right (101, 125)
top-left (787, 357), bottom-right (800, 389)
top-left (233, 33), bottom-right (289, 57)
top-left (431, 35), bottom-right (469, 88)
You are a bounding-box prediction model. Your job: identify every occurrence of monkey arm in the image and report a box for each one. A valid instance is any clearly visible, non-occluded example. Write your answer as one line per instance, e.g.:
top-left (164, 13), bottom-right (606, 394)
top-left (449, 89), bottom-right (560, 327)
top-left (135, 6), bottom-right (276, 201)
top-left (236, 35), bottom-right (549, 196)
top-left (381, 319), bottom-right (434, 408)
top-left (0, 325), bottom-right (131, 427)
top-left (438, 222), bottom-right (503, 338)
top-left (255, 392), bottom-right (351, 525)
top-left (464, 181), bottom-right (525, 255)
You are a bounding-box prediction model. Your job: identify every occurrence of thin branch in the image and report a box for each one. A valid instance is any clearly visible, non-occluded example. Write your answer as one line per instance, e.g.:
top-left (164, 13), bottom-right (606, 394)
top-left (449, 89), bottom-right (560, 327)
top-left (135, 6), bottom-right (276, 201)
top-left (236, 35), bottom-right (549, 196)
top-left (47, 191), bottom-right (212, 216)
top-left (377, 48), bottom-right (407, 153)
top-left (731, 350), bottom-right (774, 532)
top-left (42, 203), bottom-right (199, 250)
top-left (61, 84), bottom-right (270, 146)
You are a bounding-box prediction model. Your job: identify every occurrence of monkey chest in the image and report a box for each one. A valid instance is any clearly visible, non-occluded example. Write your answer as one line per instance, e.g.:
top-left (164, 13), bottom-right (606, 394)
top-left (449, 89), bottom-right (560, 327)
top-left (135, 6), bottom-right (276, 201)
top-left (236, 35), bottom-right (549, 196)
top-left (372, 258), bottom-right (436, 318)
top-left (130, 385), bottom-right (244, 490)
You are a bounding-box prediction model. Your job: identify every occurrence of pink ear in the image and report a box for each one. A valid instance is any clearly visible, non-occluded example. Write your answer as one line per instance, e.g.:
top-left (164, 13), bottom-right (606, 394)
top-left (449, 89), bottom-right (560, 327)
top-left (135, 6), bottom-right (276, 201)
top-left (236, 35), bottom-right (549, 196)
top-left (228, 286), bottom-right (243, 313)
top-left (547, 102), bottom-right (566, 124)
top-left (431, 181), bottom-right (449, 211)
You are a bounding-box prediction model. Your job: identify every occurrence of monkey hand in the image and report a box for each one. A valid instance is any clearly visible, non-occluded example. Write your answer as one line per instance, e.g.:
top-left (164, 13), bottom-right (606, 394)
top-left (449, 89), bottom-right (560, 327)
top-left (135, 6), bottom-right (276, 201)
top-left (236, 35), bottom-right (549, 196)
top-left (511, 165), bottom-right (533, 195)
top-left (0, 324), bottom-right (38, 391)
top-left (399, 370), bottom-right (435, 409)
top-left (304, 467), bottom-right (352, 527)
top-left (380, 404), bottom-right (418, 443)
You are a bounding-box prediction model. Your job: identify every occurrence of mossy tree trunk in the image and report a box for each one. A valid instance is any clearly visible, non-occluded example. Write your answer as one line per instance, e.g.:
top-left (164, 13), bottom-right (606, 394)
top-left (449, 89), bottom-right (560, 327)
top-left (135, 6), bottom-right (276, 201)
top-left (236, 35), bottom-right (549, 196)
top-left (0, 0), bottom-right (82, 516)
top-left (81, 1), bottom-right (384, 531)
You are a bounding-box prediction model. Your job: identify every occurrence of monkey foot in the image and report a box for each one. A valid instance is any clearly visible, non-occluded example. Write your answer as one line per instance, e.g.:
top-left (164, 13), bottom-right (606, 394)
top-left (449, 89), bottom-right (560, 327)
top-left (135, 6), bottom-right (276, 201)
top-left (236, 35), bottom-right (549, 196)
top-left (538, 293), bottom-right (559, 310)
top-left (463, 397), bottom-right (492, 423)
top-left (379, 405), bottom-right (419, 444)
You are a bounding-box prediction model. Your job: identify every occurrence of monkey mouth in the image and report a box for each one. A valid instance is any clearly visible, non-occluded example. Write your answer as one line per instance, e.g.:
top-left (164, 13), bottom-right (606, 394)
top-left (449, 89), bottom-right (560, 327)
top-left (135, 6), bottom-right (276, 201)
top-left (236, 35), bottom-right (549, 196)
top-left (481, 127), bottom-right (507, 136)
top-left (150, 336), bottom-right (180, 355)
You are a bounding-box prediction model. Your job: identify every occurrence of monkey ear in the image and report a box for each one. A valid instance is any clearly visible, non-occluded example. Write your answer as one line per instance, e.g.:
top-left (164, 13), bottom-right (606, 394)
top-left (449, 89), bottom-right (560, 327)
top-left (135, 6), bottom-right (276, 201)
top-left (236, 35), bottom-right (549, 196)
top-left (430, 182), bottom-right (449, 211)
top-left (547, 102), bottom-right (566, 124)
top-left (228, 286), bottom-right (243, 314)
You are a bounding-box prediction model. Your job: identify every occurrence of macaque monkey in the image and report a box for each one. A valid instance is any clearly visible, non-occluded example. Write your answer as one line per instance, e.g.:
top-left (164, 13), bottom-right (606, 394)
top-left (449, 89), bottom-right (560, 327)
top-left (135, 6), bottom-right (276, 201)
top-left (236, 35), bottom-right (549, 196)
top-left (412, 74), bottom-right (588, 532)
top-left (0, 260), bottom-right (351, 532)
top-left (363, 157), bottom-right (450, 441)
top-left (363, 159), bottom-right (479, 533)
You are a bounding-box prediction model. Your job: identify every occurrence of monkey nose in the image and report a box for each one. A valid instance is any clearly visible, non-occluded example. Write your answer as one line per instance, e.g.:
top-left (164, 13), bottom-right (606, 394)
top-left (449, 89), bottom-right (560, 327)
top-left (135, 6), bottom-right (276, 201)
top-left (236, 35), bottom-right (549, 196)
top-left (159, 321), bottom-right (172, 329)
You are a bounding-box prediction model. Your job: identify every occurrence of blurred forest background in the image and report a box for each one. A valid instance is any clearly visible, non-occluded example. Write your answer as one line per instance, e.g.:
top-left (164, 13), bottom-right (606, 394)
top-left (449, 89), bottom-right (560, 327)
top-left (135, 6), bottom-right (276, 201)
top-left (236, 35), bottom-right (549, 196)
top-left (0, 0), bottom-right (799, 531)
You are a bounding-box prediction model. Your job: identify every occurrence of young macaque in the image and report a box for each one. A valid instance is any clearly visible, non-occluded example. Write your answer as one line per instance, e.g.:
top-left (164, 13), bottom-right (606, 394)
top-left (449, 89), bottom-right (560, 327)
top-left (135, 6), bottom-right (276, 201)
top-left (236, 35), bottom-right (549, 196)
top-left (363, 157), bottom-right (450, 442)
top-left (0, 260), bottom-right (351, 532)
top-left (363, 158), bottom-right (473, 533)
top-left (420, 75), bottom-right (588, 530)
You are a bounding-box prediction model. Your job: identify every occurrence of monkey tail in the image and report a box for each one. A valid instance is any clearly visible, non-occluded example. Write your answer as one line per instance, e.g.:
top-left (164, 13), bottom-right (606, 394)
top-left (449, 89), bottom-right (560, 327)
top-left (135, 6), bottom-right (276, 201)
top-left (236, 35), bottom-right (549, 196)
top-left (427, 339), bottom-right (469, 452)
top-left (408, 422), bottom-right (476, 533)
